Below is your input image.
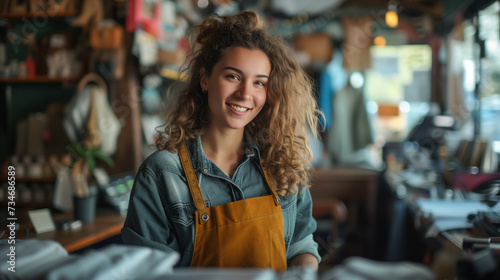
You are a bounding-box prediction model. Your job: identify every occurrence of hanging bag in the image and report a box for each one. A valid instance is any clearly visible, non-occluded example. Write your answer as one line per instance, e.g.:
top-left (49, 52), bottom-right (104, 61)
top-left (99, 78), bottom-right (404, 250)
top-left (90, 20), bottom-right (124, 50)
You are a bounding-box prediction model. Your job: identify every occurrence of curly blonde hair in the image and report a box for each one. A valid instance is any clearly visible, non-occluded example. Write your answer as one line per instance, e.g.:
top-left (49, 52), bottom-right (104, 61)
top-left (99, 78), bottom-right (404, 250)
top-left (158, 10), bottom-right (321, 196)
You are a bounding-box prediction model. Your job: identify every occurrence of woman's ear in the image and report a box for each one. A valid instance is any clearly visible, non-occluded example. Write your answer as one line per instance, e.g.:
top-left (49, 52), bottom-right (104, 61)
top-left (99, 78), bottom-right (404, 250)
top-left (200, 68), bottom-right (207, 92)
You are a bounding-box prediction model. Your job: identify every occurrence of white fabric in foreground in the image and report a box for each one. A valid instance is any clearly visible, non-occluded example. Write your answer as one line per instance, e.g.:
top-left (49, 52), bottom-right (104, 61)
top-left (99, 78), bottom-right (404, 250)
top-left (0, 240), bottom-right (179, 280)
top-left (0, 239), bottom-right (69, 280)
top-left (44, 244), bottom-right (179, 280)
top-left (321, 256), bottom-right (434, 280)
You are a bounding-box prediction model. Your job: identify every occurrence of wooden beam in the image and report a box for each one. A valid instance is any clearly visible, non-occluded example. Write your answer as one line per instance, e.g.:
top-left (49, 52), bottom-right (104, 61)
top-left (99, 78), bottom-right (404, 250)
top-left (339, 0), bottom-right (444, 19)
top-left (401, 0), bottom-right (444, 19)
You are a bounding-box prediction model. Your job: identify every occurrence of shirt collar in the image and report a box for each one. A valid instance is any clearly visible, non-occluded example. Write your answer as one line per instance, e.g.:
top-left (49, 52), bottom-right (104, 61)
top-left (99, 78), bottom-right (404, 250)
top-left (244, 130), bottom-right (261, 162)
top-left (186, 136), bottom-right (210, 173)
top-left (186, 131), bottom-right (261, 173)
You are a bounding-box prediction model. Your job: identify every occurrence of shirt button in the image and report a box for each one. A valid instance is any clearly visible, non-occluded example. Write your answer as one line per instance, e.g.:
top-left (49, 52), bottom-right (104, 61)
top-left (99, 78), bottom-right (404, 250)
top-left (276, 197), bottom-right (281, 205)
top-left (203, 168), bottom-right (209, 173)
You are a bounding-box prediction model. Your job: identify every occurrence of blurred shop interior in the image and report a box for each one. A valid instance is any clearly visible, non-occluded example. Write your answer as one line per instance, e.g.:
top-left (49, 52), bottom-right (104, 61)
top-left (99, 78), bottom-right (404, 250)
top-left (1, 0), bottom-right (500, 279)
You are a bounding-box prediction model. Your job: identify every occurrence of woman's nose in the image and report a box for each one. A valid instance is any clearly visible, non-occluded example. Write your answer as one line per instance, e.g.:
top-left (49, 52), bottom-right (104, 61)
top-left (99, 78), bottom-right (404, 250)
top-left (237, 82), bottom-right (252, 100)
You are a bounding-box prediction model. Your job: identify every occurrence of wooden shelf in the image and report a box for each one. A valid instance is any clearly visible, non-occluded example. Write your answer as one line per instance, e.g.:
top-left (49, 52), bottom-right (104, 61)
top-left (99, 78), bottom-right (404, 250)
top-left (1, 176), bottom-right (57, 183)
top-left (0, 200), bottom-right (51, 207)
top-left (0, 75), bottom-right (79, 84)
top-left (0, 10), bottom-right (78, 19)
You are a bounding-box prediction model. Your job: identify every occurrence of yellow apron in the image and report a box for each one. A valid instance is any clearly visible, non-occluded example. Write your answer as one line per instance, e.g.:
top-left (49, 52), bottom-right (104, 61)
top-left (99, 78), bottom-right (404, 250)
top-left (178, 141), bottom-right (287, 271)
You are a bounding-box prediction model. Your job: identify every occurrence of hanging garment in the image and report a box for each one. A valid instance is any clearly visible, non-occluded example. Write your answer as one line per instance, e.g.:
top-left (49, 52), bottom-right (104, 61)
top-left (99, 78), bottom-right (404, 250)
top-left (178, 141), bottom-right (287, 271)
top-left (327, 84), bottom-right (373, 163)
top-left (63, 74), bottom-right (122, 155)
top-left (319, 49), bottom-right (348, 129)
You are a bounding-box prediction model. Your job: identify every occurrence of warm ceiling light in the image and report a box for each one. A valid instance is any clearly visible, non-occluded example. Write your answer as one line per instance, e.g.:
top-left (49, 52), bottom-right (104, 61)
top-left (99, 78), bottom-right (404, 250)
top-left (374, 35), bottom-right (387, 46)
top-left (385, 0), bottom-right (399, 28)
top-left (386, 11), bottom-right (398, 28)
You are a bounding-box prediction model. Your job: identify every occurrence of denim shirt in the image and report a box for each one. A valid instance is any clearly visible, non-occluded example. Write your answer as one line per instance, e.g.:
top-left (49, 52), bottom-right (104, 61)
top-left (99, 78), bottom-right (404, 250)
top-left (122, 135), bottom-right (321, 267)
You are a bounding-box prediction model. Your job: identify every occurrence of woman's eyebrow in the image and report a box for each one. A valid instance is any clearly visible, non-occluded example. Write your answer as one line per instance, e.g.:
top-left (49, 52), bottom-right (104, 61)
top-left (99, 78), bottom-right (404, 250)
top-left (223, 66), bottom-right (269, 79)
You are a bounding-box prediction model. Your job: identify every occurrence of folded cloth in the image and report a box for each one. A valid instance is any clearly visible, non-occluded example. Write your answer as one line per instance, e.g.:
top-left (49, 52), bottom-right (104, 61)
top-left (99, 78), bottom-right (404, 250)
top-left (0, 239), bottom-right (69, 280)
top-left (321, 256), bottom-right (434, 280)
top-left (0, 240), bottom-right (179, 280)
top-left (43, 244), bottom-right (179, 280)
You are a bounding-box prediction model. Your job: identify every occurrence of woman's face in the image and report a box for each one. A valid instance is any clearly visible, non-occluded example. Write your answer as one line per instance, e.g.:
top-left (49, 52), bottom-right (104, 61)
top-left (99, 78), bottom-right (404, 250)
top-left (201, 47), bottom-right (271, 132)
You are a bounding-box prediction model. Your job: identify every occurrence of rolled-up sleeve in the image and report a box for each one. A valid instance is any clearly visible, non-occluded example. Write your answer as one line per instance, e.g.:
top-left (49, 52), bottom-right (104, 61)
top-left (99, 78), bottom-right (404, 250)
top-left (121, 167), bottom-right (179, 256)
top-left (287, 187), bottom-right (322, 263)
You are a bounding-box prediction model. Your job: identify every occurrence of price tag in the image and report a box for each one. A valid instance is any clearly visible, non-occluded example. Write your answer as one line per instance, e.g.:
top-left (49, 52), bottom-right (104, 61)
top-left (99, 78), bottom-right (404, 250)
top-left (28, 208), bottom-right (56, 234)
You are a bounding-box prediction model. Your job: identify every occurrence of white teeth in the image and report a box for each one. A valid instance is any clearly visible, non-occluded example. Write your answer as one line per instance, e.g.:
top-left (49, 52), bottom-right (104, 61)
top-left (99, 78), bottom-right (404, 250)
top-left (229, 104), bottom-right (249, 112)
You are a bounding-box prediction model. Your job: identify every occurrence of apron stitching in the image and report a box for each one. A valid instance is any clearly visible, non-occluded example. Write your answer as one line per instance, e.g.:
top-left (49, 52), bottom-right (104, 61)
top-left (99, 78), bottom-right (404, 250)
top-left (195, 212), bottom-right (283, 233)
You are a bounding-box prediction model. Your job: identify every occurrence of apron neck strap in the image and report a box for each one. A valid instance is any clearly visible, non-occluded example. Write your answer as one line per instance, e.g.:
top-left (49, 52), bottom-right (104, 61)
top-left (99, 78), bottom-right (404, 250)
top-left (260, 160), bottom-right (282, 206)
top-left (179, 140), bottom-right (282, 217)
top-left (178, 141), bottom-right (209, 222)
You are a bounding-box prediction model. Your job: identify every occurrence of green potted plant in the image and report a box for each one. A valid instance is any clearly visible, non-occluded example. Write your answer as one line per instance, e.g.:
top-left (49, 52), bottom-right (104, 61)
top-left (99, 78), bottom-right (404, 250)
top-left (67, 143), bottom-right (114, 221)
top-left (68, 144), bottom-right (114, 176)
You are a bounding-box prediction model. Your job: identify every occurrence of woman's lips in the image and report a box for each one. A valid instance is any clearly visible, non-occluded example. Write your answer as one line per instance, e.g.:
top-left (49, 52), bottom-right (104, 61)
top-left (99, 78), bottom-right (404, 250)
top-left (227, 103), bottom-right (251, 115)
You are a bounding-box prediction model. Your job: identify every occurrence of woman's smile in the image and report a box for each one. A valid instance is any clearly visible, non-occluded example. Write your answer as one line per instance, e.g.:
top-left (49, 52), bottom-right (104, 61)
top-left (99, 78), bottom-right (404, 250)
top-left (227, 103), bottom-right (252, 114)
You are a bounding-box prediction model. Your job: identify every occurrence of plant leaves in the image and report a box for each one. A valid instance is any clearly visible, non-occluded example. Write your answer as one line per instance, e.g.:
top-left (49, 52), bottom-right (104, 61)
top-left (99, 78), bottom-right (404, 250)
top-left (85, 153), bottom-right (96, 175)
top-left (66, 143), bottom-right (114, 175)
top-left (92, 149), bottom-right (114, 167)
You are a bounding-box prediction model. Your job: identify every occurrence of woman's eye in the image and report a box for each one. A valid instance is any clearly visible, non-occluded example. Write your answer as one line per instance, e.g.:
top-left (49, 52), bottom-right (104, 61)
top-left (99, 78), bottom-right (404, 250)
top-left (226, 74), bottom-right (239, 80)
top-left (255, 81), bottom-right (266, 86)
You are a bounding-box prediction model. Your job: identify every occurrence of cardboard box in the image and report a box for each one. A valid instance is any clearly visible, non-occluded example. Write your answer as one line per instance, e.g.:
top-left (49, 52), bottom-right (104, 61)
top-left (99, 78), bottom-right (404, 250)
top-left (293, 33), bottom-right (334, 64)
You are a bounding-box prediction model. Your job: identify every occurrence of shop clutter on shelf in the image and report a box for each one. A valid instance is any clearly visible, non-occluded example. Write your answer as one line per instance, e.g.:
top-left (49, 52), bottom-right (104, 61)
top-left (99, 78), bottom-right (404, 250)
top-left (0, 0), bottom-right (83, 78)
top-left (0, 154), bottom-right (57, 205)
top-left (1, 0), bottom-right (79, 15)
top-left (0, 0), bottom-right (127, 81)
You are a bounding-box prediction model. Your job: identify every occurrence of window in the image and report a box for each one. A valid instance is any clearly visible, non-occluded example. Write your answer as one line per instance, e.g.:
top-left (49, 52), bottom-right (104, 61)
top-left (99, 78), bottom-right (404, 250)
top-left (453, 1), bottom-right (500, 153)
top-left (364, 44), bottom-right (433, 145)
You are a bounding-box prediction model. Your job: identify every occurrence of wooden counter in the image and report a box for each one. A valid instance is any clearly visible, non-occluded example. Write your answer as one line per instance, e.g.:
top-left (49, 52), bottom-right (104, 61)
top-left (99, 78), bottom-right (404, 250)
top-left (310, 166), bottom-right (379, 258)
top-left (10, 209), bottom-right (125, 253)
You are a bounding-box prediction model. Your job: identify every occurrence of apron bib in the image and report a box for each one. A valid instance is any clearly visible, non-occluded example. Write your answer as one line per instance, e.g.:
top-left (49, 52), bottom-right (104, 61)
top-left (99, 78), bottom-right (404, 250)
top-left (178, 141), bottom-right (287, 271)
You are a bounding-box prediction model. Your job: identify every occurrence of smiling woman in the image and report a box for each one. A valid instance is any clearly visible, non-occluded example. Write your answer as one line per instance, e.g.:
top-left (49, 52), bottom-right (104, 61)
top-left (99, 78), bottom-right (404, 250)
top-left (122, 10), bottom-right (322, 271)
top-left (201, 47), bottom-right (270, 134)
